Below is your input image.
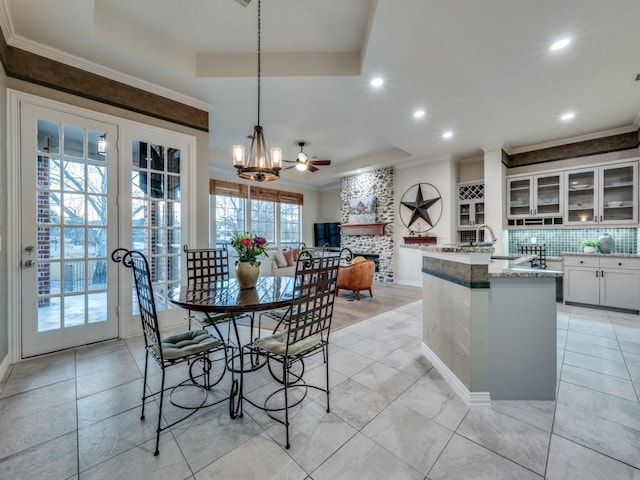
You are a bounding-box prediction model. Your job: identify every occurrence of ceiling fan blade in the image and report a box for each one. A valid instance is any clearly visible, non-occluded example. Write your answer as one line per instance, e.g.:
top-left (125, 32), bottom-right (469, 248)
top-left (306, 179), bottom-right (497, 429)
top-left (282, 159), bottom-right (297, 163)
top-left (307, 165), bottom-right (319, 172)
top-left (307, 159), bottom-right (331, 166)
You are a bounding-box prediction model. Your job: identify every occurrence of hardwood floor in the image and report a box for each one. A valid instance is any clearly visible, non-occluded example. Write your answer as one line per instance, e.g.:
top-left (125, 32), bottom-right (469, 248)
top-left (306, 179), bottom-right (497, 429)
top-left (331, 282), bottom-right (422, 330)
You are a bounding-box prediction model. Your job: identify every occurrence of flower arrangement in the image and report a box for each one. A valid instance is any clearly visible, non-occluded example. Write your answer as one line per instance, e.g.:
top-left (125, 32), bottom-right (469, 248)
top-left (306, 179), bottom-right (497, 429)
top-left (230, 232), bottom-right (268, 264)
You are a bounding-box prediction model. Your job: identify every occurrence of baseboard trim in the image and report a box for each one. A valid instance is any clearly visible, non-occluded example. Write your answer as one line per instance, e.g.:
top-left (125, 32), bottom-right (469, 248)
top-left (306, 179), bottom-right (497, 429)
top-left (421, 342), bottom-right (491, 409)
top-left (0, 354), bottom-right (13, 386)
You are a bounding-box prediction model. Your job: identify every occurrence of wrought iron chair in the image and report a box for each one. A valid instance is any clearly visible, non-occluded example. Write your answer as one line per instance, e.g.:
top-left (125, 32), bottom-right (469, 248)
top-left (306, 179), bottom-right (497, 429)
top-left (112, 248), bottom-right (233, 456)
top-left (240, 248), bottom-right (344, 449)
top-left (184, 246), bottom-right (233, 329)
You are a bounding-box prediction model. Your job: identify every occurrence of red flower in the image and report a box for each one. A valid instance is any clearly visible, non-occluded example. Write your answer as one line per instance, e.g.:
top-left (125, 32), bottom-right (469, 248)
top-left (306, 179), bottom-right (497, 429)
top-left (254, 236), bottom-right (267, 246)
top-left (241, 239), bottom-right (252, 246)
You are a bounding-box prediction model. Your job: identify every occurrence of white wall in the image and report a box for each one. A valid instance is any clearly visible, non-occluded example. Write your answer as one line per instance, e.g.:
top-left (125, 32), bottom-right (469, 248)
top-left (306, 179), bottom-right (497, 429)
top-left (395, 158), bottom-right (457, 285)
top-left (317, 186), bottom-right (342, 222)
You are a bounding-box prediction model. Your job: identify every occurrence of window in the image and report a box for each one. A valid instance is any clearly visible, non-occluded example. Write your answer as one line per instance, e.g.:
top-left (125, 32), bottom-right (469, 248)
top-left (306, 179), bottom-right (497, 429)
top-left (210, 180), bottom-right (302, 248)
top-left (215, 195), bottom-right (246, 245)
top-left (280, 203), bottom-right (301, 249)
top-left (250, 199), bottom-right (276, 243)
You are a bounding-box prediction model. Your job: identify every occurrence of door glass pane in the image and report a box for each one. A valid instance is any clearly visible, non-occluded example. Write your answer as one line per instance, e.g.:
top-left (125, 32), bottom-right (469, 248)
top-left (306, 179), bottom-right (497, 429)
top-left (64, 227), bottom-right (85, 258)
top-left (63, 125), bottom-right (84, 158)
top-left (34, 119), bottom-right (110, 333)
top-left (38, 119), bottom-right (60, 155)
top-left (131, 140), bottom-right (182, 312)
top-left (88, 292), bottom-right (107, 323)
top-left (63, 295), bottom-right (85, 327)
top-left (88, 130), bottom-right (107, 162)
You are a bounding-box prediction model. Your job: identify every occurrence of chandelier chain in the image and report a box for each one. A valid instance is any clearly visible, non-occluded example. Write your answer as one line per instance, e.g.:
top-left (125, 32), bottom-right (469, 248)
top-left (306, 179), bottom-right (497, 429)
top-left (257, 0), bottom-right (261, 127)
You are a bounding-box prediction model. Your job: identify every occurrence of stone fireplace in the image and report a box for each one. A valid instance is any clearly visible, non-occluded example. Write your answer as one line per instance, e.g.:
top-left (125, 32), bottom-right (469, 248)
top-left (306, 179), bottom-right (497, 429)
top-left (340, 167), bottom-right (394, 282)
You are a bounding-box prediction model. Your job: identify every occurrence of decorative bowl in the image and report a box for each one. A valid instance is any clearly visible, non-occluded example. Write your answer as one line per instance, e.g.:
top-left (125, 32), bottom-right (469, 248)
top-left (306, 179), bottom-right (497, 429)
top-left (608, 201), bottom-right (624, 207)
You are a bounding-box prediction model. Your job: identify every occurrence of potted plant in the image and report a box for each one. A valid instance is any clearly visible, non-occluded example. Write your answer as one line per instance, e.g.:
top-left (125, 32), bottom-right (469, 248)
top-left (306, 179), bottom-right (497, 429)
top-left (231, 232), bottom-right (268, 288)
top-left (581, 239), bottom-right (598, 253)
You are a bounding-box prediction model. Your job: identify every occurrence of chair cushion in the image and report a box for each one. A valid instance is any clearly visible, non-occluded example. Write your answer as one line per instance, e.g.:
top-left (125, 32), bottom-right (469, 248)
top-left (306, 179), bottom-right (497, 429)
top-left (283, 249), bottom-right (296, 266)
top-left (352, 256), bottom-right (367, 264)
top-left (255, 331), bottom-right (322, 356)
top-left (155, 329), bottom-right (222, 360)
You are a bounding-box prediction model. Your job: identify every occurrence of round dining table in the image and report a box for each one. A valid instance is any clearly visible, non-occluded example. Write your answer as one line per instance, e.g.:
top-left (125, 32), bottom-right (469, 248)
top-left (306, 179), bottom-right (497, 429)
top-left (168, 275), bottom-right (296, 416)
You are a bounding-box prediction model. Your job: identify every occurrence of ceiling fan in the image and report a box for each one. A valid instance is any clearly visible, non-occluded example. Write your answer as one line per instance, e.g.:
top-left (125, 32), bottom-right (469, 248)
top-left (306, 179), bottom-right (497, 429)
top-left (284, 142), bottom-right (332, 173)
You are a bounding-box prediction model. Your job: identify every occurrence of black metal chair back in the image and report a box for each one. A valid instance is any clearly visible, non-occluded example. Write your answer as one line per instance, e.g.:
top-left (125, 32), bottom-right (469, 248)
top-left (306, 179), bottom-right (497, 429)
top-left (185, 246), bottom-right (230, 285)
top-left (112, 248), bottom-right (162, 359)
top-left (286, 249), bottom-right (341, 348)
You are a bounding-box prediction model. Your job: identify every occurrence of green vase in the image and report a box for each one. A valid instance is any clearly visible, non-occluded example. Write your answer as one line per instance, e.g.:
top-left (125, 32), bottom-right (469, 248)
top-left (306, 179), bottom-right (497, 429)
top-left (235, 261), bottom-right (260, 289)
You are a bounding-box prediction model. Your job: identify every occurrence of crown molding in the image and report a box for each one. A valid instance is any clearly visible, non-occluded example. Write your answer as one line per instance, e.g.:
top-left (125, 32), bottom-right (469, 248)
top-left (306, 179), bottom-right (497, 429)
top-left (0, 0), bottom-right (211, 112)
top-left (633, 113), bottom-right (640, 129)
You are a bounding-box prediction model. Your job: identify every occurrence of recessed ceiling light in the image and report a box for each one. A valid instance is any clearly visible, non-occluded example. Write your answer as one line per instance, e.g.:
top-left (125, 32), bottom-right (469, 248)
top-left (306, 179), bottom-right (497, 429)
top-left (413, 110), bottom-right (425, 119)
top-left (561, 112), bottom-right (575, 121)
top-left (550, 38), bottom-right (571, 51)
top-left (370, 77), bottom-right (384, 87)
top-left (442, 130), bottom-right (454, 139)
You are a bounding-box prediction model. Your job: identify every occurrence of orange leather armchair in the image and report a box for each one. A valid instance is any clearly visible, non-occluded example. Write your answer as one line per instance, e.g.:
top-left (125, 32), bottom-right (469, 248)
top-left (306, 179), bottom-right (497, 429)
top-left (336, 257), bottom-right (375, 300)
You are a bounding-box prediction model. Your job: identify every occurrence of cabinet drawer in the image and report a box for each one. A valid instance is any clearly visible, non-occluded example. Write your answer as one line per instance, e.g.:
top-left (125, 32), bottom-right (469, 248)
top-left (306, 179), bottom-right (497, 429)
top-left (563, 256), bottom-right (599, 268)
top-left (600, 257), bottom-right (640, 270)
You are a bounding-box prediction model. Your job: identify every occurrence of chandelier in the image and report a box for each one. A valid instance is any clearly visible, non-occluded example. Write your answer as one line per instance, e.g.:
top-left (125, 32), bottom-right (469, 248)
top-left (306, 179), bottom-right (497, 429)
top-left (233, 0), bottom-right (281, 182)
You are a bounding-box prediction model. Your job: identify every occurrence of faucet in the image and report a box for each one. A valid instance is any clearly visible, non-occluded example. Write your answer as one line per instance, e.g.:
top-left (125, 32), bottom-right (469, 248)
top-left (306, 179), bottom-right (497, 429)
top-left (474, 224), bottom-right (497, 245)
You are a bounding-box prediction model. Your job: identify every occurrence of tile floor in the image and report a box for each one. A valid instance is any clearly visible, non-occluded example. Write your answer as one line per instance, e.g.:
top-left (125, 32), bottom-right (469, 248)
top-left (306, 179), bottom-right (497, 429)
top-left (1, 301), bottom-right (640, 479)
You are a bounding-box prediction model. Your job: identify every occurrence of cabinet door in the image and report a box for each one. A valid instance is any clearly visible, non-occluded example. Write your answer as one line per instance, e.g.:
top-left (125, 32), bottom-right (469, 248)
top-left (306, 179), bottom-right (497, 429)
top-left (534, 173), bottom-right (562, 217)
top-left (507, 177), bottom-right (532, 218)
top-left (600, 268), bottom-right (640, 311)
top-left (564, 265), bottom-right (599, 305)
top-left (565, 169), bottom-right (597, 225)
top-left (473, 201), bottom-right (485, 226)
top-left (458, 201), bottom-right (472, 227)
top-left (600, 162), bottom-right (638, 224)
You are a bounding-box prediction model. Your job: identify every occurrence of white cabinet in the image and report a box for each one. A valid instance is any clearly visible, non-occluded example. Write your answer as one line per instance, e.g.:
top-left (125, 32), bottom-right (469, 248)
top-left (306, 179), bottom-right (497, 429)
top-left (507, 173), bottom-right (563, 220)
top-left (457, 182), bottom-right (484, 228)
top-left (565, 162), bottom-right (638, 225)
top-left (564, 255), bottom-right (640, 312)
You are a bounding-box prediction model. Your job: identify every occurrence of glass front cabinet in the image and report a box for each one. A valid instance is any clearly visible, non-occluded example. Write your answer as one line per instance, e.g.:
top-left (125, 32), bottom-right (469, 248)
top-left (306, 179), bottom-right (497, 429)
top-left (457, 182), bottom-right (484, 228)
top-left (507, 173), bottom-right (562, 219)
top-left (565, 161), bottom-right (637, 225)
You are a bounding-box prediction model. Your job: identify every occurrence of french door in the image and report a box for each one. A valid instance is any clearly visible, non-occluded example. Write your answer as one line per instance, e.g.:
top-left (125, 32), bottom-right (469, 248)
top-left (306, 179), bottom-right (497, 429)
top-left (17, 98), bottom-right (195, 357)
top-left (20, 104), bottom-right (119, 357)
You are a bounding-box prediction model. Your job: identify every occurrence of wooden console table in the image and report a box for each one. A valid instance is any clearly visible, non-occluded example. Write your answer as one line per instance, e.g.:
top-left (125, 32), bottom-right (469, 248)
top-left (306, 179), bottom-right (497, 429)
top-left (339, 223), bottom-right (387, 236)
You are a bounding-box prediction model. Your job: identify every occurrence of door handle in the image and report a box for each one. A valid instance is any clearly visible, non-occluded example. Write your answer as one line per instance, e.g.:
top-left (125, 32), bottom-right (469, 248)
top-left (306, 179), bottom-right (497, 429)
top-left (24, 260), bottom-right (36, 268)
top-left (25, 245), bottom-right (34, 255)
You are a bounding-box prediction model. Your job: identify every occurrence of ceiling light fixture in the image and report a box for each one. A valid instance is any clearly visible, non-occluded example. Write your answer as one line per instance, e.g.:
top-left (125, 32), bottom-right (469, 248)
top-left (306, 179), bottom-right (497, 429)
top-left (561, 112), bottom-right (575, 121)
top-left (442, 130), bottom-right (454, 139)
top-left (233, 0), bottom-right (281, 182)
top-left (550, 37), bottom-right (571, 51)
top-left (413, 110), bottom-right (426, 119)
top-left (370, 77), bottom-right (384, 87)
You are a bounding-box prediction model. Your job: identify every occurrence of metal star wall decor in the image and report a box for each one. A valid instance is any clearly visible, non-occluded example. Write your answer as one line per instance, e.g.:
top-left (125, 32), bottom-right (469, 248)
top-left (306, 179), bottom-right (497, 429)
top-left (399, 183), bottom-right (442, 232)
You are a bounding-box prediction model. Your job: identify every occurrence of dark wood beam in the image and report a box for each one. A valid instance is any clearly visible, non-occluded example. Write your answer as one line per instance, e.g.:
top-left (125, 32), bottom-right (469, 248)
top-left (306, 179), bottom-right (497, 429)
top-left (0, 27), bottom-right (208, 132)
top-left (505, 130), bottom-right (639, 168)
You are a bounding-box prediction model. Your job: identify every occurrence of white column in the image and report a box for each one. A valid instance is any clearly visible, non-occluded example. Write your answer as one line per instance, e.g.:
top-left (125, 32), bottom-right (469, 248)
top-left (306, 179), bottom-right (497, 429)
top-left (482, 145), bottom-right (506, 253)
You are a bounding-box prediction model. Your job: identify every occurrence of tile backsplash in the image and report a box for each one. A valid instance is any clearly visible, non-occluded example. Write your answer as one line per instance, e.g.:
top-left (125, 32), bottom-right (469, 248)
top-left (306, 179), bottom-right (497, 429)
top-left (506, 228), bottom-right (638, 257)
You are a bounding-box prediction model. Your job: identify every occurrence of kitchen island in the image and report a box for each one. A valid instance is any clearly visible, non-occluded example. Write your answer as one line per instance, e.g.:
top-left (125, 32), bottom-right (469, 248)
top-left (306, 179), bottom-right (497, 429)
top-left (412, 245), bottom-right (562, 407)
